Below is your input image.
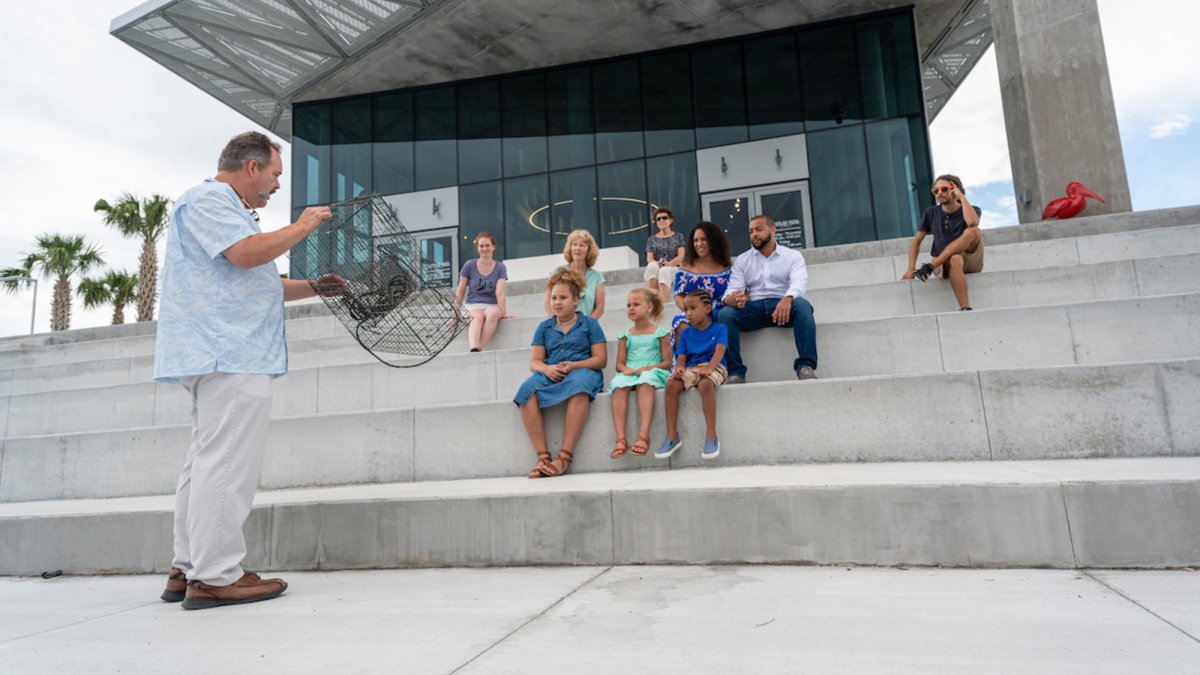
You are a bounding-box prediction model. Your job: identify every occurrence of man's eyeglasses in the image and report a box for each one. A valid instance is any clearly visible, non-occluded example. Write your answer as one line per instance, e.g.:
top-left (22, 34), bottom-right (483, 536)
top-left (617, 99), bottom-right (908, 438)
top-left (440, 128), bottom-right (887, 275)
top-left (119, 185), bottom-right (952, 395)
top-left (655, 215), bottom-right (671, 221)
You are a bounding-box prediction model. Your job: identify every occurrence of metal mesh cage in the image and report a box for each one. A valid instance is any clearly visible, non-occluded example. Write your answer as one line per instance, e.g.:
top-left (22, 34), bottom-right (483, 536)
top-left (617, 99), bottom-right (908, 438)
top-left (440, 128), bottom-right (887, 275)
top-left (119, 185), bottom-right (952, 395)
top-left (296, 194), bottom-right (468, 367)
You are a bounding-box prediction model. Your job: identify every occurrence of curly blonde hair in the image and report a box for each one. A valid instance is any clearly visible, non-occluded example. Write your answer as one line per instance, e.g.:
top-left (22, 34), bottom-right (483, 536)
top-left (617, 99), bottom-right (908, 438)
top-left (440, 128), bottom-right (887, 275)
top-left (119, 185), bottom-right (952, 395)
top-left (627, 287), bottom-right (664, 320)
top-left (562, 229), bottom-right (600, 268)
top-left (546, 267), bottom-right (586, 299)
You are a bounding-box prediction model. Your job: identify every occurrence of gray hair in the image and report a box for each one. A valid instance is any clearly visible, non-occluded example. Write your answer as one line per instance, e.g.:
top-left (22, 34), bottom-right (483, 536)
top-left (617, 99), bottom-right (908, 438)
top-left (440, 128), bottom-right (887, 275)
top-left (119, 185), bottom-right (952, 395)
top-left (217, 132), bottom-right (281, 172)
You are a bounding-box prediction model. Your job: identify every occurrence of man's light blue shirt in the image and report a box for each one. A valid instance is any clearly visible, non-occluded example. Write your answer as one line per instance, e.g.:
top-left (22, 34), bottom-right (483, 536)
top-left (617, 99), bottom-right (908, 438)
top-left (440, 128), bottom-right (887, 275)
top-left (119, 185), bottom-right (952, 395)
top-left (154, 179), bottom-right (287, 383)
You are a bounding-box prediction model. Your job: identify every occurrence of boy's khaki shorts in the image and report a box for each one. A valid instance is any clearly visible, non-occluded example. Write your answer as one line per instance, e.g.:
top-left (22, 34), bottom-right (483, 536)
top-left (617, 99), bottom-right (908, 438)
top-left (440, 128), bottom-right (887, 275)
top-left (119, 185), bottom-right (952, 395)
top-left (679, 363), bottom-right (727, 390)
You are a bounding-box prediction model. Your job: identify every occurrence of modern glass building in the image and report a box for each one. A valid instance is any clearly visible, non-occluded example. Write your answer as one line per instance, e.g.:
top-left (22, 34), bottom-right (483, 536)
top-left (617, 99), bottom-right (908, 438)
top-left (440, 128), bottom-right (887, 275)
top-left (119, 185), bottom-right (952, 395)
top-left (287, 9), bottom-right (932, 282)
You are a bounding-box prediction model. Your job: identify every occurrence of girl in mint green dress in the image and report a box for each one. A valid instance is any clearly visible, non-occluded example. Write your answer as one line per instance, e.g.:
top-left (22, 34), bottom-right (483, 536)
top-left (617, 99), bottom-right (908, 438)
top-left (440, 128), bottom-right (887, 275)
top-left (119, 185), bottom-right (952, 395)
top-left (609, 288), bottom-right (673, 458)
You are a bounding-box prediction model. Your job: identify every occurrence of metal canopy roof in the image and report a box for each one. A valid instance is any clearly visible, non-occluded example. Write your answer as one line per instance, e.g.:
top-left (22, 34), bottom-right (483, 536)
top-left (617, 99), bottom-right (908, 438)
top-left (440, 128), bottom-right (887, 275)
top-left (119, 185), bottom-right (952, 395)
top-left (920, 0), bottom-right (992, 120)
top-left (112, 0), bottom-right (991, 140)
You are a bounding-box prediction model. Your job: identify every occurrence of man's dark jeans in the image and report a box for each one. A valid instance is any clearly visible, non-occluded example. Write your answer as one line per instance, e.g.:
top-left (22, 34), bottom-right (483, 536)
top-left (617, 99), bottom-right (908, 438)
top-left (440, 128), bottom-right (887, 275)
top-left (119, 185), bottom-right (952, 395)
top-left (717, 297), bottom-right (817, 378)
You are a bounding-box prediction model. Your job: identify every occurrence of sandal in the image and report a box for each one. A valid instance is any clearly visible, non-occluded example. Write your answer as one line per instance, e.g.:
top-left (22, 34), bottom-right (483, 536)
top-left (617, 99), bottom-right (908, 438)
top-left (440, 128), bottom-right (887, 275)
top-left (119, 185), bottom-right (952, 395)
top-left (630, 434), bottom-right (650, 456)
top-left (527, 451), bottom-right (552, 479)
top-left (542, 448), bottom-right (573, 477)
top-left (610, 437), bottom-right (628, 459)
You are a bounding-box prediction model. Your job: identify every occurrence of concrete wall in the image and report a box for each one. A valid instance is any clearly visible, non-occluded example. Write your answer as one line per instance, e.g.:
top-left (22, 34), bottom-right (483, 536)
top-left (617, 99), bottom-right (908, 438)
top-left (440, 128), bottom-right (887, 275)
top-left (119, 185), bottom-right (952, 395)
top-left (992, 0), bottom-right (1132, 222)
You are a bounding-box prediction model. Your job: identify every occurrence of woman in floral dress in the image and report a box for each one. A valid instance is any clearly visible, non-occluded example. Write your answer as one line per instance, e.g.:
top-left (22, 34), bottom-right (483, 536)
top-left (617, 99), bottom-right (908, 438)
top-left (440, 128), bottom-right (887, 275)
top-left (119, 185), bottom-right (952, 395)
top-left (669, 221), bottom-right (734, 343)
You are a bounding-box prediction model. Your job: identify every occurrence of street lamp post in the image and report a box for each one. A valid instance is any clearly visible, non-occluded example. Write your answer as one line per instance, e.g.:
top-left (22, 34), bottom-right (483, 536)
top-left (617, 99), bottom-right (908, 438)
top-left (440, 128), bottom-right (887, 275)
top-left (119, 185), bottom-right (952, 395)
top-left (0, 275), bottom-right (37, 335)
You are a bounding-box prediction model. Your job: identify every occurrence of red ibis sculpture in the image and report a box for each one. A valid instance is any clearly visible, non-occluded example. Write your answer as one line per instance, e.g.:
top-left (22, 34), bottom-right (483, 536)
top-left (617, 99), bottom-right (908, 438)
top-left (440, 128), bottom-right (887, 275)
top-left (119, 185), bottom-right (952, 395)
top-left (1042, 181), bottom-right (1105, 220)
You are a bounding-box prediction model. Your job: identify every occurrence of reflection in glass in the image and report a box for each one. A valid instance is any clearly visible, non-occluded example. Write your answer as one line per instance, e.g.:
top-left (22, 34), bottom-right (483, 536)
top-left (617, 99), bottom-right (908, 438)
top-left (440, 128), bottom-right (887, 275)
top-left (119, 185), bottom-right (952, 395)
top-left (866, 119), bottom-right (921, 241)
top-left (642, 52), bottom-right (695, 156)
top-left (332, 98), bottom-right (371, 201)
top-left (708, 194), bottom-right (751, 255)
top-left (459, 181), bottom-right (505, 260)
top-left (594, 60), bottom-right (644, 163)
top-left (504, 174), bottom-right (550, 260)
top-left (547, 67), bottom-right (595, 170)
top-left (858, 15), bottom-right (921, 121)
top-left (292, 103), bottom-right (330, 208)
top-left (808, 127), bottom-right (874, 246)
top-left (457, 80), bottom-right (502, 183)
top-left (744, 34), bottom-right (804, 140)
top-left (415, 87), bottom-right (457, 190)
top-left (550, 167), bottom-right (599, 253)
top-left (373, 93), bottom-right (413, 195)
top-left (502, 74), bottom-right (548, 177)
top-left (597, 160), bottom-right (649, 255)
top-left (799, 24), bottom-right (862, 131)
top-left (646, 153), bottom-right (699, 236)
top-left (760, 190), bottom-right (808, 249)
top-left (692, 43), bottom-right (748, 148)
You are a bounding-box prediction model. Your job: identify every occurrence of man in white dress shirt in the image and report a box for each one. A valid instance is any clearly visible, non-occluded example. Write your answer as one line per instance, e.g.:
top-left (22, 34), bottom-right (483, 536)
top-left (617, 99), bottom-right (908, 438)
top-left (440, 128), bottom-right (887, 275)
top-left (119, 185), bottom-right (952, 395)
top-left (718, 215), bottom-right (818, 383)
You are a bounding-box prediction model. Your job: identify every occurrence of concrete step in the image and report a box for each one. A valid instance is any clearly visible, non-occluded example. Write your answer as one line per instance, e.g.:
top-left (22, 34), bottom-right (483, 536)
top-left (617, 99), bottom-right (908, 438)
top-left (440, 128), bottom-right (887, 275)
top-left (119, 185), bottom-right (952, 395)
top-left (3, 357), bottom-right (1197, 503)
top-left (8, 248), bottom-right (1200, 400)
top-left (2, 457), bottom-right (1197, 575)
top-left (5, 291), bottom-right (1199, 440)
top-left (4, 219), bottom-right (1199, 372)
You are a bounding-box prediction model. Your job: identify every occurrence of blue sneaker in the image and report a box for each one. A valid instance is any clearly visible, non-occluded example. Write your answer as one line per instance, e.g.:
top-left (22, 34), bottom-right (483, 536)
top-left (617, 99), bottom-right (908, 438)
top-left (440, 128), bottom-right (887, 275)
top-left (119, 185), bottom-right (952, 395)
top-left (702, 437), bottom-right (720, 460)
top-left (655, 436), bottom-right (682, 459)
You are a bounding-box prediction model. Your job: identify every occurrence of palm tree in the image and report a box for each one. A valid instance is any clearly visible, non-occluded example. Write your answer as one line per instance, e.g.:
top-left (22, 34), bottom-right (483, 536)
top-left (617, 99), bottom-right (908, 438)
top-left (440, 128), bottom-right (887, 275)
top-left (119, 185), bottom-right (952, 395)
top-left (94, 193), bottom-right (171, 322)
top-left (79, 270), bottom-right (138, 325)
top-left (3, 234), bottom-right (104, 331)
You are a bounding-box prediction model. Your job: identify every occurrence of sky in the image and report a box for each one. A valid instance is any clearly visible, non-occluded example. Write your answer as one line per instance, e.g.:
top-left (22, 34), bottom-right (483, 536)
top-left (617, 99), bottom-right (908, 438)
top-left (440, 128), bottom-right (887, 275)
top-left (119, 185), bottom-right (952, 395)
top-left (1, 0), bottom-right (1197, 337)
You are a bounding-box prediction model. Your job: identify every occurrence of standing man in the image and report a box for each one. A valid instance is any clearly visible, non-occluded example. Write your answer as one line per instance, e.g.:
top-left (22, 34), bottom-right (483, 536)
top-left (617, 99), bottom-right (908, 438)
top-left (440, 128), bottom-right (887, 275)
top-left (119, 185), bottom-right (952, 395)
top-left (155, 131), bottom-right (344, 610)
top-left (718, 214), bottom-right (818, 383)
top-left (902, 174), bottom-right (984, 310)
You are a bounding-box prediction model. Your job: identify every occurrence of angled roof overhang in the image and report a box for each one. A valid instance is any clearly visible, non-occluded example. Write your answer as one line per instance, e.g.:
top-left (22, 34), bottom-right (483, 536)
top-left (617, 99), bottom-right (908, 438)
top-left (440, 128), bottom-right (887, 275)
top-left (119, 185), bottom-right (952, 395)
top-left (112, 0), bottom-right (992, 140)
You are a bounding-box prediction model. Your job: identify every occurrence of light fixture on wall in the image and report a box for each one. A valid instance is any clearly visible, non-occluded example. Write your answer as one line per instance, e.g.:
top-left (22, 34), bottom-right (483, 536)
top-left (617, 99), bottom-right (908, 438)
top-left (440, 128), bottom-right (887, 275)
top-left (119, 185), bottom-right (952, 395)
top-left (432, 197), bottom-right (440, 215)
top-left (721, 157), bottom-right (728, 175)
top-left (526, 197), bottom-right (660, 235)
top-left (775, 148), bottom-right (782, 168)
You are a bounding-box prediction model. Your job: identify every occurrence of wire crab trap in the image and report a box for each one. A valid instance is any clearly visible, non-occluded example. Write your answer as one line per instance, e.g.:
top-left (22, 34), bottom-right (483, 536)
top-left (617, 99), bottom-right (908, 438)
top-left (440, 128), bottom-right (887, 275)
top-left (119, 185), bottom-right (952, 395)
top-left (294, 194), bottom-right (469, 367)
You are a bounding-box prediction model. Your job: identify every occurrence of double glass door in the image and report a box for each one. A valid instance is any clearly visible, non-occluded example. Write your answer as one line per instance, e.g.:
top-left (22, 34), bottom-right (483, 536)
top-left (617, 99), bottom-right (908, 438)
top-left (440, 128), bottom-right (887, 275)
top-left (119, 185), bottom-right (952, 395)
top-left (701, 181), bottom-right (815, 254)
top-left (373, 228), bottom-right (458, 290)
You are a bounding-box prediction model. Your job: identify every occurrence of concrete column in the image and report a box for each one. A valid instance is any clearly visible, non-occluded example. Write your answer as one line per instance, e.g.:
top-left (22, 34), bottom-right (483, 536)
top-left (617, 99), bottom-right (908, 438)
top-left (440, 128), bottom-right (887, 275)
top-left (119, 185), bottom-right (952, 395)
top-left (991, 0), bottom-right (1132, 223)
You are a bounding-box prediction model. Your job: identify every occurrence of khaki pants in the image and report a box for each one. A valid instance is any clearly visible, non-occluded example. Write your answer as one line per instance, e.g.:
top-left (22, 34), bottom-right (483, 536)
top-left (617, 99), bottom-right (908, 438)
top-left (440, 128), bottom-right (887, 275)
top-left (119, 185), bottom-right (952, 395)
top-left (172, 372), bottom-right (273, 586)
top-left (933, 236), bottom-right (984, 278)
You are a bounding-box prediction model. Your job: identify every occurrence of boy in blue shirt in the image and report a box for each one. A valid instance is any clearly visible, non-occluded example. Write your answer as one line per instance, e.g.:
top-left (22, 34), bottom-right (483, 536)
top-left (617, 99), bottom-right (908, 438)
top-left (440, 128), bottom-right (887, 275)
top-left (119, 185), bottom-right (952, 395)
top-left (657, 289), bottom-right (728, 460)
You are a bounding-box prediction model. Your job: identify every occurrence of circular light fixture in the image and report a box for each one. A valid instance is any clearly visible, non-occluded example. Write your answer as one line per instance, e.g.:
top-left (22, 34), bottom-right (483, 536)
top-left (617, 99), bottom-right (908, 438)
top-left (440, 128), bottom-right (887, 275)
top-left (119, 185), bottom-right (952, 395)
top-left (527, 197), bottom-right (660, 235)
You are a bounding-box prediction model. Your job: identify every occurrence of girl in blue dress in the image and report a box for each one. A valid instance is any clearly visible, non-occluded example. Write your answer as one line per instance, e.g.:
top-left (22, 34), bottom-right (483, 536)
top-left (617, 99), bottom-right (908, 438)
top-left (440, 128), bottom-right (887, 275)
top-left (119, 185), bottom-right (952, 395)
top-left (670, 221), bottom-right (734, 344)
top-left (515, 268), bottom-right (608, 478)
top-left (607, 288), bottom-right (672, 459)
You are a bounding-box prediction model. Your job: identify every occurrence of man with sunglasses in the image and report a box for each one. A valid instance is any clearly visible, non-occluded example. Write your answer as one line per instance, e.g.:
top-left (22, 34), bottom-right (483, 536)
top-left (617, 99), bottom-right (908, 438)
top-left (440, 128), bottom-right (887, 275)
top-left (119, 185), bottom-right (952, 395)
top-left (902, 174), bottom-right (984, 311)
top-left (154, 132), bottom-right (345, 610)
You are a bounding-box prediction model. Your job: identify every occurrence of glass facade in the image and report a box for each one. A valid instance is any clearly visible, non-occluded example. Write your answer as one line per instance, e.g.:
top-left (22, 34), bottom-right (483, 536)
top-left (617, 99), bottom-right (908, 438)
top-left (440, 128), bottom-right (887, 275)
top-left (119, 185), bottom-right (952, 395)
top-left (291, 9), bottom-right (931, 278)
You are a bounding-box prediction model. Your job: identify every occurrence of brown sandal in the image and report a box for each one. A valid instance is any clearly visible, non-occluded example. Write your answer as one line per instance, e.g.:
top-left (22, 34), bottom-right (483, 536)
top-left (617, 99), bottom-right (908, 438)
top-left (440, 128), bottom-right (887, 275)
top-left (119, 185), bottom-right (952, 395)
top-left (611, 437), bottom-right (628, 459)
top-left (630, 434), bottom-right (650, 456)
top-left (542, 448), bottom-right (573, 477)
top-left (527, 452), bottom-right (552, 479)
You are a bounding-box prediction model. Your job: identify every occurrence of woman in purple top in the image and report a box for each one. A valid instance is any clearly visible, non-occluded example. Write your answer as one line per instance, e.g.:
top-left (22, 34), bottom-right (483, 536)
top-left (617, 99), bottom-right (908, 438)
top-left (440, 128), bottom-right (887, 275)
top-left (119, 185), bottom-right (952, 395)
top-left (670, 221), bottom-right (733, 343)
top-left (454, 231), bottom-right (511, 352)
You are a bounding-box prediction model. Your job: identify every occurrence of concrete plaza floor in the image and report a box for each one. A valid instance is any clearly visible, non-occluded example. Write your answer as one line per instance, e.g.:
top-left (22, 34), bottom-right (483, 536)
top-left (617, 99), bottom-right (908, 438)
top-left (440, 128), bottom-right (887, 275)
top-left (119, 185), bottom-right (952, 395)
top-left (2, 565), bottom-right (1198, 674)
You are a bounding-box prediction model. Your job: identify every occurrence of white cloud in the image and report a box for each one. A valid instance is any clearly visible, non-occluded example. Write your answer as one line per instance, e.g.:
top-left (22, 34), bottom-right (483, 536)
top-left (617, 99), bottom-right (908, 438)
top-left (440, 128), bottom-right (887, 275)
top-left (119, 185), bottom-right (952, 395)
top-left (1148, 114), bottom-right (1191, 139)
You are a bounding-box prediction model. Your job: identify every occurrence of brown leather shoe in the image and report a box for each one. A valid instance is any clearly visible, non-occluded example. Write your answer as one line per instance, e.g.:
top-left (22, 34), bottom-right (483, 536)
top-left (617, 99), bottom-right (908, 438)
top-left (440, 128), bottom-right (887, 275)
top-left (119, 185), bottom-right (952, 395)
top-left (161, 567), bottom-right (187, 603)
top-left (181, 572), bottom-right (288, 610)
